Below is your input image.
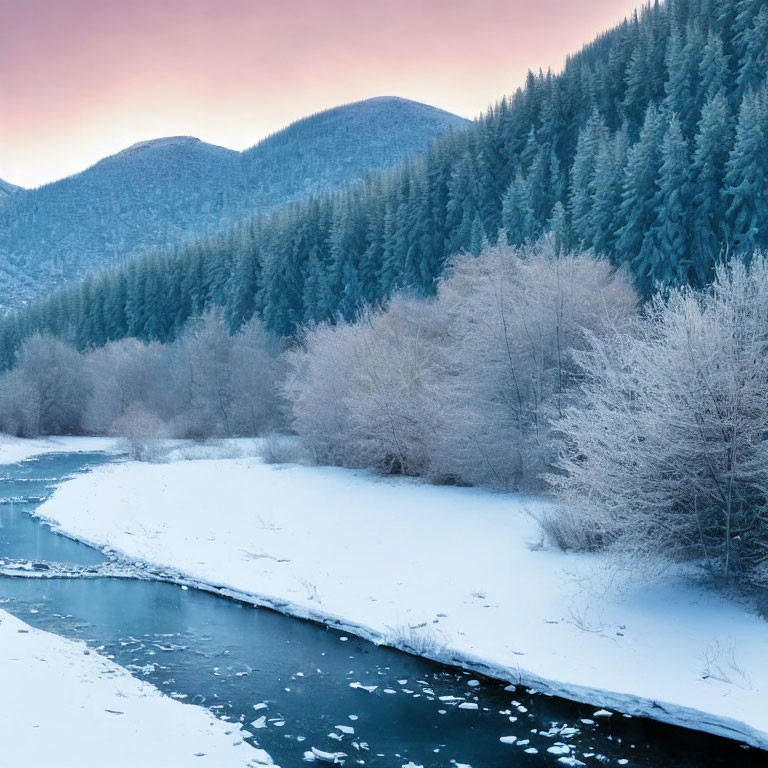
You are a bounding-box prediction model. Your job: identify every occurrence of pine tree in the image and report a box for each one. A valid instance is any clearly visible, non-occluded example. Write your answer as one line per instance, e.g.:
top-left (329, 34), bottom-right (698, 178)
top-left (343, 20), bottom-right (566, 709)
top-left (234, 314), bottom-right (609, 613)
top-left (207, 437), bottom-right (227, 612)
top-left (618, 105), bottom-right (665, 284)
top-left (735, 6), bottom-right (768, 99)
top-left (569, 110), bottom-right (607, 247)
top-left (639, 114), bottom-right (693, 287)
top-left (589, 127), bottom-right (630, 258)
top-left (724, 86), bottom-right (768, 255)
top-left (690, 92), bottom-right (733, 283)
top-left (697, 30), bottom-right (729, 105)
top-left (501, 170), bottom-right (536, 246)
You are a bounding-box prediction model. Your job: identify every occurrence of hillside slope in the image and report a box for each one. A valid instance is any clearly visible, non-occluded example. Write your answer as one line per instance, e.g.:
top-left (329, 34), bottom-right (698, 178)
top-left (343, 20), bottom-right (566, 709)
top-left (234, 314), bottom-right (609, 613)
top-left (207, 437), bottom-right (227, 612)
top-left (0, 97), bottom-right (468, 308)
top-left (0, 178), bottom-right (21, 202)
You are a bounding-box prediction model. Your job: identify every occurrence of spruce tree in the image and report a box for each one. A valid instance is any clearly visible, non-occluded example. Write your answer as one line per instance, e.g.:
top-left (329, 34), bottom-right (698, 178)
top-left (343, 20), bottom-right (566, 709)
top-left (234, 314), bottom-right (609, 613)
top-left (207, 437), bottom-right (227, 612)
top-left (724, 86), bottom-right (768, 255)
top-left (639, 114), bottom-right (693, 287)
top-left (690, 92), bottom-right (733, 282)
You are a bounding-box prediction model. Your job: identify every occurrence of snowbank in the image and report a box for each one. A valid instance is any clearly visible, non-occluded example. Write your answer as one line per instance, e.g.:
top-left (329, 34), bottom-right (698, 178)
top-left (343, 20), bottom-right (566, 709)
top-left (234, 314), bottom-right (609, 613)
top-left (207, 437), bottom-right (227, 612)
top-left (37, 456), bottom-right (768, 750)
top-left (0, 609), bottom-right (267, 768)
top-left (0, 435), bottom-right (120, 465)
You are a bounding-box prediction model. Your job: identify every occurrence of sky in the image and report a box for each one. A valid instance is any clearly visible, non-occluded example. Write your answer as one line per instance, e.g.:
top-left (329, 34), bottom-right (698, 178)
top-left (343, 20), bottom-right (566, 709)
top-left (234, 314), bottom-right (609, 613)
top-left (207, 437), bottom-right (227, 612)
top-left (0, 0), bottom-right (639, 188)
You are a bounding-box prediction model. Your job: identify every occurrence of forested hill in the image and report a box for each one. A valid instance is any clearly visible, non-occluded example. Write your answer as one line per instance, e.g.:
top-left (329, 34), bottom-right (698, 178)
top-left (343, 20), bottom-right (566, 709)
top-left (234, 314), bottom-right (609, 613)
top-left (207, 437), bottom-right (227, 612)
top-left (0, 179), bottom-right (21, 201)
top-left (1, 0), bottom-right (766, 362)
top-left (0, 97), bottom-right (468, 309)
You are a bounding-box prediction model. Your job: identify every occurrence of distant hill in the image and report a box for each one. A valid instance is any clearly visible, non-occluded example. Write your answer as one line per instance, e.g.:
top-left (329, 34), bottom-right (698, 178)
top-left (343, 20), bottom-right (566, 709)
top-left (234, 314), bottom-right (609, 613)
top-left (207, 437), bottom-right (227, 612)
top-left (0, 97), bottom-right (468, 308)
top-left (0, 179), bottom-right (21, 202)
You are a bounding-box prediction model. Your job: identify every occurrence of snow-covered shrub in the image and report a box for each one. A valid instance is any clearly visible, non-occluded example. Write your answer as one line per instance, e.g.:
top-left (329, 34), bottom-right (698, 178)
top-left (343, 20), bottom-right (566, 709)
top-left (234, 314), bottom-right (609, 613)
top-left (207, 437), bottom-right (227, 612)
top-left (284, 240), bottom-right (637, 487)
top-left (261, 434), bottom-right (305, 465)
top-left (84, 338), bottom-right (174, 434)
top-left (428, 238), bottom-right (638, 489)
top-left (110, 402), bottom-right (165, 462)
top-left (284, 296), bottom-right (445, 474)
top-left (530, 503), bottom-right (608, 553)
top-left (172, 311), bottom-right (284, 439)
top-left (0, 334), bottom-right (87, 436)
top-left (550, 255), bottom-right (768, 588)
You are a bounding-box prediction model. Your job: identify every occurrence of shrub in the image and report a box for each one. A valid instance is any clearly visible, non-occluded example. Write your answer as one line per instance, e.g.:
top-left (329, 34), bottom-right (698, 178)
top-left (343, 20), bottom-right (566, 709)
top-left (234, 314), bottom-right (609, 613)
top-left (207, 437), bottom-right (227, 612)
top-left (549, 255), bottom-right (768, 588)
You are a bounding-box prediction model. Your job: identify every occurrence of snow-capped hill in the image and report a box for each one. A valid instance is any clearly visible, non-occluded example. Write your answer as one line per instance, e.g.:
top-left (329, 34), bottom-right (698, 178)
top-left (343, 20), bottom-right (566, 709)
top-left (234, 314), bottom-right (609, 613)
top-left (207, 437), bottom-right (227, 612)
top-left (240, 96), bottom-right (469, 212)
top-left (0, 97), bottom-right (468, 308)
top-left (118, 135), bottom-right (204, 154)
top-left (100, 135), bottom-right (236, 164)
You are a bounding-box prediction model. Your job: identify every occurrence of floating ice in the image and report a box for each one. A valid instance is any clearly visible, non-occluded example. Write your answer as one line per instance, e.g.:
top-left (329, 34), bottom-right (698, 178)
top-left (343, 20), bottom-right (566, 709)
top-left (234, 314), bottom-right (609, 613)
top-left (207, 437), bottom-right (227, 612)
top-left (310, 746), bottom-right (347, 763)
top-left (349, 682), bottom-right (378, 693)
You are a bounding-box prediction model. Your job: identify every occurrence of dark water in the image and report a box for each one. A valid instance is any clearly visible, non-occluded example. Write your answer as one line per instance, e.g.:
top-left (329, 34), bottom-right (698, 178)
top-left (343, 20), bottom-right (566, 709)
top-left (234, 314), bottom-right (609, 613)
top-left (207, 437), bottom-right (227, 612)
top-left (0, 453), bottom-right (763, 768)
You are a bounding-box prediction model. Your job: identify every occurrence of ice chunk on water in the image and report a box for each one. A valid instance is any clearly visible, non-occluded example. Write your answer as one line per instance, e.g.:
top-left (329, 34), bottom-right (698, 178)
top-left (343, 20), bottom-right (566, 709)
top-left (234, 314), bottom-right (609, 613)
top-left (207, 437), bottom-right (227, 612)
top-left (499, 736), bottom-right (517, 745)
top-left (458, 703), bottom-right (478, 710)
top-left (251, 716), bottom-right (267, 729)
top-left (349, 682), bottom-right (378, 693)
top-left (310, 747), bottom-right (348, 763)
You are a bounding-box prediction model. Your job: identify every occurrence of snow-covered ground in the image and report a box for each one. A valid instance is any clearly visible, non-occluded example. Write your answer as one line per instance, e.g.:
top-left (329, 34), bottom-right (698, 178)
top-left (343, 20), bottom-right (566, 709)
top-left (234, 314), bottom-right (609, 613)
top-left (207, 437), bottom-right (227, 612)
top-left (35, 451), bottom-right (768, 751)
top-left (0, 609), bottom-right (266, 768)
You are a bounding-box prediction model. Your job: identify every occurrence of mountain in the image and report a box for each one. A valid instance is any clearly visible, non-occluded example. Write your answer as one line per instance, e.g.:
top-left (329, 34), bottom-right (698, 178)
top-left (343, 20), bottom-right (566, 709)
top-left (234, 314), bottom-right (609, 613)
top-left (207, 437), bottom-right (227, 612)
top-left (240, 97), bottom-right (469, 201)
top-left (0, 97), bottom-right (468, 308)
top-left (3, 0), bottom-right (765, 363)
top-left (0, 179), bottom-right (21, 202)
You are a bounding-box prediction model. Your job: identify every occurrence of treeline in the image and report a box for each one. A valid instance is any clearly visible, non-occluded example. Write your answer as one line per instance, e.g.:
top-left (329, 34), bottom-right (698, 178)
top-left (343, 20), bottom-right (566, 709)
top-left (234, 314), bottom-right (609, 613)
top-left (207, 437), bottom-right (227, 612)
top-left (1, 0), bottom-right (765, 364)
top-left (0, 315), bottom-right (282, 445)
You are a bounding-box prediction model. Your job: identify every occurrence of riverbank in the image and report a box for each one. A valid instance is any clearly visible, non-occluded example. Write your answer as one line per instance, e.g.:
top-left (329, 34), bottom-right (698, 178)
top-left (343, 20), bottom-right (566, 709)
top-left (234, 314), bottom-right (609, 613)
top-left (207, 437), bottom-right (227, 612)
top-left (35, 445), bottom-right (768, 752)
top-left (0, 608), bottom-right (267, 768)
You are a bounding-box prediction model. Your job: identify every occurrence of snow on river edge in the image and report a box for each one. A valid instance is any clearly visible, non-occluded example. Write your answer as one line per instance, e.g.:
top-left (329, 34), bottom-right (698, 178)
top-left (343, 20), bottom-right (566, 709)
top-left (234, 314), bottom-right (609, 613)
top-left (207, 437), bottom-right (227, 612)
top-left (21, 437), bottom-right (768, 752)
top-left (0, 609), bottom-right (266, 768)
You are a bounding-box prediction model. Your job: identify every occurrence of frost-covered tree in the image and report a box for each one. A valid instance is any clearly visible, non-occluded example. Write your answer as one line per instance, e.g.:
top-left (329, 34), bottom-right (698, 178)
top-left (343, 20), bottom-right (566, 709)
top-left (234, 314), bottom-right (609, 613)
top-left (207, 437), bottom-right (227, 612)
top-left (283, 297), bottom-right (445, 474)
top-left (0, 335), bottom-right (87, 436)
top-left (427, 240), bottom-right (637, 489)
top-left (550, 255), bottom-right (768, 588)
top-left (284, 240), bottom-right (637, 490)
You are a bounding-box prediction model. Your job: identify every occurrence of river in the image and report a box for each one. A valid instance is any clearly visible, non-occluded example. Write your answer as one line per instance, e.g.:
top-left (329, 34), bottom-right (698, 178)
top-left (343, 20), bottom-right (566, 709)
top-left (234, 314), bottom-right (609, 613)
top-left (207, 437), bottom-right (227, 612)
top-left (0, 452), bottom-right (762, 767)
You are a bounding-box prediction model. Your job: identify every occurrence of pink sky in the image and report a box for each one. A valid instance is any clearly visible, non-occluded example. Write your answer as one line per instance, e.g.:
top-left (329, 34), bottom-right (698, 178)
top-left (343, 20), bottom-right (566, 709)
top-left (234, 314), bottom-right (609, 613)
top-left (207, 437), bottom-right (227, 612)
top-left (0, 0), bottom-right (639, 188)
